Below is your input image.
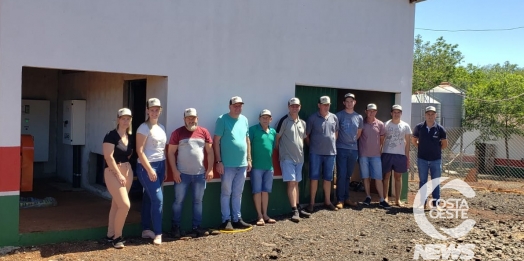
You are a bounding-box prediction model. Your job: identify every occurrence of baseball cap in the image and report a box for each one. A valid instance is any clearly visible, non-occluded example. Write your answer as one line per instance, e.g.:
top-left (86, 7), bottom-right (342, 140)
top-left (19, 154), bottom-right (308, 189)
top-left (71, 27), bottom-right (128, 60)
top-left (391, 105), bottom-right (402, 111)
top-left (147, 98), bottom-right (162, 108)
top-left (117, 108), bottom-right (132, 117)
top-left (425, 106), bottom-right (437, 112)
top-left (367, 103), bottom-right (378, 110)
top-left (259, 109), bottom-right (272, 117)
top-left (288, 97), bottom-right (301, 106)
top-left (344, 93), bottom-right (356, 99)
top-left (319, 96), bottom-right (331, 104)
top-left (184, 108), bottom-right (197, 117)
top-left (229, 96), bottom-right (244, 105)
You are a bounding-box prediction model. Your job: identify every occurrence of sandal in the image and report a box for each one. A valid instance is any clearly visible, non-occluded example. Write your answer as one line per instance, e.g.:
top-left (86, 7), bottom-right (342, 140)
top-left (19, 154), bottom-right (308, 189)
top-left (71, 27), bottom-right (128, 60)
top-left (256, 218), bottom-right (265, 226)
top-left (264, 218), bottom-right (276, 224)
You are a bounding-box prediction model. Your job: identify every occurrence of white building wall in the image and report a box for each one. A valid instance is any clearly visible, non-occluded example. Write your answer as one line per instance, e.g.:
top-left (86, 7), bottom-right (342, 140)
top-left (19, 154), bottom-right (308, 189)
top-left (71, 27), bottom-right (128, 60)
top-left (453, 130), bottom-right (524, 160)
top-left (0, 0), bottom-right (416, 185)
top-left (1, 0), bottom-right (415, 148)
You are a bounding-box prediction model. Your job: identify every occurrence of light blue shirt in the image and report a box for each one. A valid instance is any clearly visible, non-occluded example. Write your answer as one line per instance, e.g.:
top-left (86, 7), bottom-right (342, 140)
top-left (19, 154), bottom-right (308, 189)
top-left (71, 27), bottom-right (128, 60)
top-left (214, 113), bottom-right (249, 167)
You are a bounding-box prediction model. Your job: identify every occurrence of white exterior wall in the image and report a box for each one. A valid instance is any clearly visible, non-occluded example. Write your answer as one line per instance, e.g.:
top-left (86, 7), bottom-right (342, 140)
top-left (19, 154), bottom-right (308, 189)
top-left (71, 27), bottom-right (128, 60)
top-left (1, 0), bottom-right (415, 183)
top-left (453, 130), bottom-right (524, 160)
top-left (1, 0), bottom-right (415, 146)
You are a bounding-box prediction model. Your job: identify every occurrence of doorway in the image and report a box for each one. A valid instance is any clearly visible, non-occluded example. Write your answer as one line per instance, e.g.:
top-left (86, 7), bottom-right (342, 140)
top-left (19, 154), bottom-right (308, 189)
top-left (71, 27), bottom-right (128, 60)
top-left (125, 79), bottom-right (147, 199)
top-left (294, 85), bottom-right (395, 204)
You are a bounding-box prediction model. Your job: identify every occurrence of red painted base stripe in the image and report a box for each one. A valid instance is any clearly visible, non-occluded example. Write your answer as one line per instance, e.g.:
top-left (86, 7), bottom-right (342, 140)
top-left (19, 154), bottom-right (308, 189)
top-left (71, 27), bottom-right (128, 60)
top-left (457, 155), bottom-right (524, 168)
top-left (0, 146), bottom-right (21, 192)
top-left (494, 158), bottom-right (524, 168)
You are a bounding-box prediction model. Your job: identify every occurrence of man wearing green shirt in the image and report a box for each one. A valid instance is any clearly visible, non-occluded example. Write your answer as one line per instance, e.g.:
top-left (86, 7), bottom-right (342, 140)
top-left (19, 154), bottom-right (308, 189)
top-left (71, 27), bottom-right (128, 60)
top-left (249, 109), bottom-right (277, 226)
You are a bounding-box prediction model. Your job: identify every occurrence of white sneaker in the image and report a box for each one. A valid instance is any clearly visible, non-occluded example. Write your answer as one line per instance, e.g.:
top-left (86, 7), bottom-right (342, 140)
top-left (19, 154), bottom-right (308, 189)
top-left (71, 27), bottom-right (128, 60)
top-left (141, 230), bottom-right (155, 239)
top-left (153, 235), bottom-right (162, 245)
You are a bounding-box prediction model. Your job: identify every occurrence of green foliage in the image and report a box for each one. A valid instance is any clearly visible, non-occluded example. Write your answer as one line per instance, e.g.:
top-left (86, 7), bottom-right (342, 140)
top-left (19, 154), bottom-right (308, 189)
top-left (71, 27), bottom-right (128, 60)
top-left (412, 35), bottom-right (524, 162)
top-left (412, 35), bottom-right (464, 93)
top-left (450, 63), bottom-right (485, 91)
top-left (463, 67), bottom-right (524, 142)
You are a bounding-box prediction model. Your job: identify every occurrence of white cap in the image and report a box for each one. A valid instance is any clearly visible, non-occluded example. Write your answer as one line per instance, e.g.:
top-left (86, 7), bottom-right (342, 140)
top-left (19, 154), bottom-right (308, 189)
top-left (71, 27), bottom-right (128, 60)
top-left (118, 108), bottom-right (132, 117)
top-left (147, 98), bottom-right (162, 108)
top-left (259, 109), bottom-right (272, 117)
top-left (288, 97), bottom-right (300, 106)
top-left (344, 93), bottom-right (356, 99)
top-left (367, 103), bottom-right (378, 110)
top-left (426, 106), bottom-right (436, 112)
top-left (319, 96), bottom-right (331, 104)
top-left (229, 96), bottom-right (244, 105)
top-left (184, 108), bottom-right (197, 117)
top-left (391, 105), bottom-right (402, 111)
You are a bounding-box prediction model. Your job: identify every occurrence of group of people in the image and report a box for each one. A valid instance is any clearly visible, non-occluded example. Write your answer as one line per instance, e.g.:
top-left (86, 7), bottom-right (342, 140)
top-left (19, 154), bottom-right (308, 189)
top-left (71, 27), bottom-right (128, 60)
top-left (101, 94), bottom-right (448, 249)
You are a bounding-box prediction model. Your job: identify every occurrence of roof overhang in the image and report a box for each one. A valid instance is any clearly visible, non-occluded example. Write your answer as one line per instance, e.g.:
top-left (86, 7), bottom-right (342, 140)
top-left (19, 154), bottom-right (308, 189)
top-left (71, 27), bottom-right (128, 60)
top-left (410, 0), bottom-right (427, 3)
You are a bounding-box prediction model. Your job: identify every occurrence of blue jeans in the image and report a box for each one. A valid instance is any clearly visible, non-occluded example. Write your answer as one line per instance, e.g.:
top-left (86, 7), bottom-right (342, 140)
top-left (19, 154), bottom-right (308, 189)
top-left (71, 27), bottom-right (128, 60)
top-left (359, 156), bottom-right (382, 180)
top-left (309, 153), bottom-right (336, 181)
top-left (250, 169), bottom-right (274, 193)
top-left (221, 167), bottom-right (247, 222)
top-left (417, 158), bottom-right (442, 205)
top-left (172, 173), bottom-right (206, 229)
top-left (136, 160), bottom-right (165, 235)
top-left (336, 148), bottom-right (358, 202)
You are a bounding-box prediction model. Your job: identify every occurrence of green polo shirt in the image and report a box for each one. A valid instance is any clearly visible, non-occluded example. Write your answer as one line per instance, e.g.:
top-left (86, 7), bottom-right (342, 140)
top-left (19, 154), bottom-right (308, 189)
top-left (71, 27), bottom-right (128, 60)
top-left (249, 124), bottom-right (276, 170)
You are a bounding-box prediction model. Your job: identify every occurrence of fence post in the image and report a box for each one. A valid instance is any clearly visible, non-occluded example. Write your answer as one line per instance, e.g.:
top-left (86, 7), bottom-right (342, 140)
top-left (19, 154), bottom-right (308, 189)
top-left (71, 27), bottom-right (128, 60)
top-left (401, 172), bottom-right (408, 202)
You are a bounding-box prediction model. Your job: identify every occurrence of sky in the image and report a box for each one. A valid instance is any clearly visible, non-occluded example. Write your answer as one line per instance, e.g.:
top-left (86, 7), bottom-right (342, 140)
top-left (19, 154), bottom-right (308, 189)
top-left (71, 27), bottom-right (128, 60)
top-left (415, 0), bottom-right (524, 67)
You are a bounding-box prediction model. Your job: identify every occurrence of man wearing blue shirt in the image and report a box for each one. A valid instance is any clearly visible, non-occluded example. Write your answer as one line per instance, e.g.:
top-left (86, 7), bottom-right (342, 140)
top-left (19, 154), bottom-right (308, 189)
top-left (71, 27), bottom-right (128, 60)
top-left (306, 96), bottom-right (339, 212)
top-left (411, 106), bottom-right (448, 209)
top-left (334, 93), bottom-right (362, 209)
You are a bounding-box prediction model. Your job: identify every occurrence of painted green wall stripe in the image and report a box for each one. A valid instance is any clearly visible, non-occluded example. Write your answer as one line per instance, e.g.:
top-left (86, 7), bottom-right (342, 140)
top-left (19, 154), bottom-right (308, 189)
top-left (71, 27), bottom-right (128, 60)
top-left (164, 180), bottom-right (292, 231)
top-left (0, 195), bottom-right (19, 247)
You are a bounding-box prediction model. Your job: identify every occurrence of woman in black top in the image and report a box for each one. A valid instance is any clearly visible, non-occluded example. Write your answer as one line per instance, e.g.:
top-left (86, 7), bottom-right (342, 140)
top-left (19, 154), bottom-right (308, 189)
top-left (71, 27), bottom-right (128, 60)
top-left (102, 108), bottom-right (134, 249)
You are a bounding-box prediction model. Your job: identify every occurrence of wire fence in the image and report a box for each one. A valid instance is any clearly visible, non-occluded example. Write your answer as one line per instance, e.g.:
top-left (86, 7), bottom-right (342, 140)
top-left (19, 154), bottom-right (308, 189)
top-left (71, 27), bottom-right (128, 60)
top-left (409, 127), bottom-right (524, 194)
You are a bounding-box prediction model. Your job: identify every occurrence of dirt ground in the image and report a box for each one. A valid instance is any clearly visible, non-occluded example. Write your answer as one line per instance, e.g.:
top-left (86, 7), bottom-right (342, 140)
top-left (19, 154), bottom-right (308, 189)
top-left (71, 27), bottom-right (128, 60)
top-left (2, 181), bottom-right (523, 261)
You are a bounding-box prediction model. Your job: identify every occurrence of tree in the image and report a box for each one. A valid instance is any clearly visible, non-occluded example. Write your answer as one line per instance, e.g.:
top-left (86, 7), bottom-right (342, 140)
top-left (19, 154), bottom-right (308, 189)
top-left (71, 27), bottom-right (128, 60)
top-left (464, 66), bottom-right (524, 173)
top-left (412, 35), bottom-right (464, 93)
top-left (450, 63), bottom-right (485, 91)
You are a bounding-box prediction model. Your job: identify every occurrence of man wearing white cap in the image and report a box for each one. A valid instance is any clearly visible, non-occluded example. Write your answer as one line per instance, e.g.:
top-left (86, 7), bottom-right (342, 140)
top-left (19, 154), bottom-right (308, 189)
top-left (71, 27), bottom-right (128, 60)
top-left (411, 106), bottom-right (448, 209)
top-left (249, 109), bottom-right (277, 226)
top-left (168, 108), bottom-right (214, 238)
top-left (306, 96), bottom-right (339, 212)
top-left (214, 96), bottom-right (252, 231)
top-left (359, 103), bottom-right (390, 209)
top-left (381, 105), bottom-right (412, 207)
top-left (275, 98), bottom-right (311, 222)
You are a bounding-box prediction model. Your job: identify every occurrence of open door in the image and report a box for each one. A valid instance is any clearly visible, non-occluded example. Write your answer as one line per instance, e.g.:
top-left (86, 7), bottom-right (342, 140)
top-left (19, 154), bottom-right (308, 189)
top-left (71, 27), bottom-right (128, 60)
top-left (126, 79), bottom-right (147, 199)
top-left (295, 85), bottom-right (339, 204)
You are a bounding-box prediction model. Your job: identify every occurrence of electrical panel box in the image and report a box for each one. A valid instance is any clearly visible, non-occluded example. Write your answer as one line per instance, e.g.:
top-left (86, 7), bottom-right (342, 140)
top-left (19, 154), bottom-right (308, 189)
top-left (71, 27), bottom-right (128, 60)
top-left (63, 100), bottom-right (86, 145)
top-left (21, 100), bottom-right (50, 162)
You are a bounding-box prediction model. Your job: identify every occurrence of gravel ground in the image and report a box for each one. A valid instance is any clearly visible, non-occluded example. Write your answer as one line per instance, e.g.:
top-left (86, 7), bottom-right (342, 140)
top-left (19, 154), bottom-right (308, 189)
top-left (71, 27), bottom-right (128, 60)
top-left (1, 187), bottom-right (523, 261)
